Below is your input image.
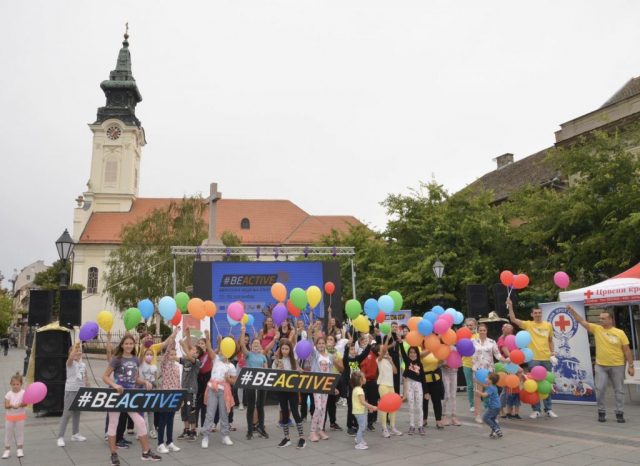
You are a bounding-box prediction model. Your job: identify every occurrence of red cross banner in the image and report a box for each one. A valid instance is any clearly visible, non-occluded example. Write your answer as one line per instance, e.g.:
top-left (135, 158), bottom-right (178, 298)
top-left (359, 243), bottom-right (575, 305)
top-left (539, 302), bottom-right (596, 405)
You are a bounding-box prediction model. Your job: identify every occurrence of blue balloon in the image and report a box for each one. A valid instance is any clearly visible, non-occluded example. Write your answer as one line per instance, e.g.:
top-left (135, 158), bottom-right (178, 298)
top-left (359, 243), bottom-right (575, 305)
top-left (454, 311), bottom-right (464, 325)
top-left (423, 311), bottom-right (438, 324)
top-left (246, 314), bottom-right (255, 326)
top-left (378, 295), bottom-right (394, 314)
top-left (138, 299), bottom-right (154, 320)
top-left (522, 347), bottom-right (534, 363)
top-left (445, 308), bottom-right (457, 318)
top-left (476, 369), bottom-right (489, 384)
top-left (364, 298), bottom-right (379, 319)
top-left (515, 330), bottom-right (532, 349)
top-left (432, 305), bottom-right (445, 315)
top-left (227, 314), bottom-right (239, 326)
top-left (417, 319), bottom-right (433, 336)
top-left (505, 362), bottom-right (520, 374)
top-left (158, 296), bottom-right (177, 321)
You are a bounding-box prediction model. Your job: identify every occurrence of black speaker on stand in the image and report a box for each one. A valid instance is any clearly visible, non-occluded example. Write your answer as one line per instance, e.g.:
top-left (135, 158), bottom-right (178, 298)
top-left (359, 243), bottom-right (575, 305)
top-left (28, 290), bottom-right (54, 327)
top-left (59, 289), bottom-right (82, 328)
top-left (493, 284), bottom-right (518, 319)
top-left (466, 284), bottom-right (489, 319)
top-left (33, 330), bottom-right (71, 413)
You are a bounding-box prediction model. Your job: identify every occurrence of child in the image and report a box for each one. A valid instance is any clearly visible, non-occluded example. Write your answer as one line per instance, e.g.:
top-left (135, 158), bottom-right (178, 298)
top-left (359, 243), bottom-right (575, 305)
top-left (350, 372), bottom-right (377, 450)
top-left (139, 348), bottom-right (158, 439)
top-left (176, 326), bottom-right (202, 442)
top-left (57, 342), bottom-right (89, 447)
top-left (441, 348), bottom-right (461, 426)
top-left (4, 372), bottom-right (26, 459)
top-left (506, 370), bottom-right (523, 420)
top-left (273, 339), bottom-right (306, 449)
top-left (359, 335), bottom-right (380, 432)
top-left (342, 334), bottom-right (371, 436)
top-left (478, 372), bottom-right (503, 438)
top-left (399, 344), bottom-right (429, 435)
top-left (377, 335), bottom-right (402, 437)
top-left (323, 334), bottom-right (344, 432)
top-left (308, 334), bottom-right (334, 442)
top-left (157, 334), bottom-right (181, 454)
top-left (196, 336), bottom-right (213, 432)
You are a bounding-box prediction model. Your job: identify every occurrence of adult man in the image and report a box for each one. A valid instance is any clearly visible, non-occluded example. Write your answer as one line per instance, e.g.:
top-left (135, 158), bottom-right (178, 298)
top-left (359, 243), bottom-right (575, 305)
top-left (461, 318), bottom-right (478, 412)
top-left (507, 299), bottom-right (558, 418)
top-left (567, 305), bottom-right (634, 423)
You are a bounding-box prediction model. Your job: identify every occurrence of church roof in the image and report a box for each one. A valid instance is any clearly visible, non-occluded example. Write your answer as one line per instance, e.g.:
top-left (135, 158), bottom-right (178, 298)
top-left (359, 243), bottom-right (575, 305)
top-left (600, 76), bottom-right (640, 109)
top-left (78, 198), bottom-right (361, 245)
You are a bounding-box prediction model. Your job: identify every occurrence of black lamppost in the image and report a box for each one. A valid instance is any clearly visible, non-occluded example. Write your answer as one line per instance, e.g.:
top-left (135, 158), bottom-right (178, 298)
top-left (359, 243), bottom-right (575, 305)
top-left (432, 259), bottom-right (445, 304)
top-left (55, 229), bottom-right (75, 290)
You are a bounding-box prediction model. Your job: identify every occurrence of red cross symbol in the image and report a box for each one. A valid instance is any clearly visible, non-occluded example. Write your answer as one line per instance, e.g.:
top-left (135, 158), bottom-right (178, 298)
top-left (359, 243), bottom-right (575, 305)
top-left (554, 315), bottom-right (571, 332)
top-left (584, 290), bottom-right (594, 299)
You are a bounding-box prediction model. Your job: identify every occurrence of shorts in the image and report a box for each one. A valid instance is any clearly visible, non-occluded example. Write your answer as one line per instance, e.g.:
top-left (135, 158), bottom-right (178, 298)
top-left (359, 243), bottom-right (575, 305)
top-left (181, 391), bottom-right (198, 424)
top-left (506, 393), bottom-right (521, 407)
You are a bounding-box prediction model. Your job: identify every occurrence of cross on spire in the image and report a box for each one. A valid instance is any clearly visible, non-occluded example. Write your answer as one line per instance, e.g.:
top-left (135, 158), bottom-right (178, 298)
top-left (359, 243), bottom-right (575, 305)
top-left (203, 182), bottom-right (223, 246)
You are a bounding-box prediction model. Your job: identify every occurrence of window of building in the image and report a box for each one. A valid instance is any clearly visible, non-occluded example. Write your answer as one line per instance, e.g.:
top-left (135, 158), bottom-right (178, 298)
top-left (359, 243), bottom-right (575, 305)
top-left (26, 275), bottom-right (30, 280)
top-left (241, 218), bottom-right (250, 229)
top-left (87, 267), bottom-right (98, 294)
top-left (104, 155), bottom-right (119, 184)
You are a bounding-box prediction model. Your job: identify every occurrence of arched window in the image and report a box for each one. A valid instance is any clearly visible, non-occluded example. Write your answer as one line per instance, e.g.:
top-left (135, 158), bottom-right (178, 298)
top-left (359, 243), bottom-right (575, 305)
top-left (241, 218), bottom-right (250, 229)
top-left (104, 155), bottom-right (119, 184)
top-left (87, 267), bottom-right (98, 294)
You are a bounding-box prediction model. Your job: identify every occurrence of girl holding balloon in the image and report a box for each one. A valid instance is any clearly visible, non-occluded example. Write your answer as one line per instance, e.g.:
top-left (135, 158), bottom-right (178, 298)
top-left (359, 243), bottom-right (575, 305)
top-left (56, 342), bottom-right (89, 447)
top-left (377, 334), bottom-right (402, 437)
top-left (3, 373), bottom-right (27, 459)
top-left (399, 344), bottom-right (429, 435)
top-left (472, 324), bottom-right (508, 424)
top-left (307, 334), bottom-right (334, 442)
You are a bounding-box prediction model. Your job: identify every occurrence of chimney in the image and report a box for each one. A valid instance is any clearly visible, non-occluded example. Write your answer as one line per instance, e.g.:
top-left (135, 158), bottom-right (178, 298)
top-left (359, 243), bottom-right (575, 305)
top-left (494, 153), bottom-right (514, 170)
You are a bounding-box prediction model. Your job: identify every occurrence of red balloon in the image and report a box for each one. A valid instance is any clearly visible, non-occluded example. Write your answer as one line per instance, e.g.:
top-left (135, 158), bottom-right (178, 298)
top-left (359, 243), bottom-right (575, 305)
top-left (456, 327), bottom-right (472, 341)
top-left (513, 274), bottom-right (530, 290)
top-left (324, 282), bottom-right (335, 295)
top-left (520, 390), bottom-right (540, 405)
top-left (170, 310), bottom-right (182, 326)
top-left (287, 300), bottom-right (300, 318)
top-left (375, 311), bottom-right (386, 324)
top-left (510, 349), bottom-right (525, 365)
top-left (378, 392), bottom-right (402, 413)
top-left (500, 270), bottom-right (514, 287)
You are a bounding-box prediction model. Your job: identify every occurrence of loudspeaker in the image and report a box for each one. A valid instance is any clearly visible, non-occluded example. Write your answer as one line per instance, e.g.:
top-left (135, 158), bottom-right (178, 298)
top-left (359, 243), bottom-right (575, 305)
top-left (34, 382), bottom-right (65, 413)
top-left (33, 330), bottom-right (71, 413)
top-left (28, 290), bottom-right (54, 327)
top-left (59, 289), bottom-right (82, 328)
top-left (493, 283), bottom-right (518, 318)
top-left (35, 330), bottom-right (72, 357)
top-left (466, 284), bottom-right (489, 318)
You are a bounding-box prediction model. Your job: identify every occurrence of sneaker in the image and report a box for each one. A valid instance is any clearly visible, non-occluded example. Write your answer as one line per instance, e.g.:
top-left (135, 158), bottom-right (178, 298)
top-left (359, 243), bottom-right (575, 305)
top-left (355, 442), bottom-right (368, 450)
top-left (141, 450), bottom-right (162, 461)
top-left (177, 429), bottom-right (189, 440)
top-left (201, 437), bottom-right (209, 449)
top-left (616, 412), bottom-right (625, 423)
top-left (347, 427), bottom-right (357, 437)
top-left (238, 402), bottom-right (244, 410)
top-left (246, 431), bottom-right (253, 440)
top-left (489, 431), bottom-right (496, 438)
top-left (188, 431), bottom-right (197, 442)
top-left (366, 423), bottom-right (375, 432)
top-left (277, 438), bottom-right (291, 448)
top-left (167, 443), bottom-right (180, 452)
top-left (598, 412), bottom-right (607, 423)
top-left (221, 436), bottom-right (233, 446)
top-left (149, 429), bottom-right (158, 439)
top-left (71, 434), bottom-right (87, 442)
top-left (257, 427), bottom-right (269, 439)
top-left (16, 449), bottom-right (23, 458)
top-left (546, 411), bottom-right (558, 418)
top-left (529, 411), bottom-right (540, 419)
top-left (288, 420), bottom-right (295, 427)
top-left (495, 429), bottom-right (503, 438)
top-left (110, 453), bottom-right (120, 466)
top-left (513, 414), bottom-right (522, 420)
top-left (309, 432), bottom-right (319, 442)
top-left (116, 440), bottom-right (129, 449)
top-left (230, 424), bottom-right (237, 431)
top-left (418, 427), bottom-right (425, 436)
top-left (506, 414), bottom-right (513, 420)
top-left (317, 430), bottom-right (328, 440)
top-left (330, 423), bottom-right (343, 431)
top-left (157, 444), bottom-right (169, 454)
top-left (475, 416), bottom-right (483, 424)
top-left (296, 438), bottom-right (306, 449)
top-left (2, 451), bottom-right (9, 459)
top-left (390, 426), bottom-right (403, 436)
top-left (408, 426), bottom-right (415, 436)
top-left (57, 438), bottom-right (65, 447)
top-left (121, 439), bottom-right (132, 445)
top-left (382, 428), bottom-right (390, 438)
top-left (470, 407), bottom-right (475, 412)
top-left (278, 421), bottom-right (285, 428)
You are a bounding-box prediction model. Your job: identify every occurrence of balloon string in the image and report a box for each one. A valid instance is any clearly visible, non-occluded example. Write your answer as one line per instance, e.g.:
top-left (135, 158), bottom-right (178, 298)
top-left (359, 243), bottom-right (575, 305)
top-left (213, 318), bottom-right (221, 335)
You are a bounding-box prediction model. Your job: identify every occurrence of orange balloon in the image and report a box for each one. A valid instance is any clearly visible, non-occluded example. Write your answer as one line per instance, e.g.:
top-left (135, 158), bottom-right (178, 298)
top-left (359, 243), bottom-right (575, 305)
top-left (408, 317), bottom-right (422, 332)
top-left (456, 327), bottom-right (472, 341)
top-left (505, 374), bottom-right (520, 389)
top-left (271, 283), bottom-right (287, 302)
top-left (433, 344), bottom-right (451, 360)
top-left (406, 330), bottom-right (423, 347)
top-left (187, 298), bottom-right (205, 320)
top-left (497, 372), bottom-right (508, 387)
top-left (441, 329), bottom-right (457, 346)
top-left (513, 274), bottom-right (530, 290)
top-left (203, 301), bottom-right (217, 318)
top-left (424, 334), bottom-right (441, 353)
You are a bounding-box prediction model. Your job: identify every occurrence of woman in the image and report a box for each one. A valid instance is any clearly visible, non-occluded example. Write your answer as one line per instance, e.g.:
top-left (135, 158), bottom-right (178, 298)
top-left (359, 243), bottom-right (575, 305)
top-left (323, 334), bottom-right (344, 431)
top-left (496, 324), bottom-right (513, 418)
top-left (273, 339), bottom-right (306, 449)
top-left (462, 318), bottom-right (478, 412)
top-left (278, 319), bottom-right (295, 342)
top-left (259, 317), bottom-right (276, 351)
top-left (196, 337), bottom-right (212, 435)
top-left (420, 349), bottom-right (444, 429)
top-left (472, 323), bottom-right (508, 423)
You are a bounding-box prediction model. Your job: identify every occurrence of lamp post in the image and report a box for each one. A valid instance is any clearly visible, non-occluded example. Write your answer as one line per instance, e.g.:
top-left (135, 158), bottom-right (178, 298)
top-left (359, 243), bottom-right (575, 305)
top-left (432, 259), bottom-right (444, 304)
top-left (55, 229), bottom-right (75, 290)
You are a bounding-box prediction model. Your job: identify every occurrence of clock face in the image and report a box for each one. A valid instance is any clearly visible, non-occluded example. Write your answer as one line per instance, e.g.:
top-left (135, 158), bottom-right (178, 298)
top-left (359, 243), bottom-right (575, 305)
top-left (106, 126), bottom-right (122, 140)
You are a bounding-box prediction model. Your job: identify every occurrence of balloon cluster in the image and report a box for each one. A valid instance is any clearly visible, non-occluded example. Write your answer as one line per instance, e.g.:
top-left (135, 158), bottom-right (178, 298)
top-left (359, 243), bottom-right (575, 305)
top-left (500, 270), bottom-right (530, 290)
top-left (345, 291), bottom-right (403, 333)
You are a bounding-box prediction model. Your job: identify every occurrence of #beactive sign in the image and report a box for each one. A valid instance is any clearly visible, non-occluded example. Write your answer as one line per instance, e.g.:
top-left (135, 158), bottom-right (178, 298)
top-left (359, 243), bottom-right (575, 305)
top-left (69, 388), bottom-right (187, 412)
top-left (234, 368), bottom-right (340, 395)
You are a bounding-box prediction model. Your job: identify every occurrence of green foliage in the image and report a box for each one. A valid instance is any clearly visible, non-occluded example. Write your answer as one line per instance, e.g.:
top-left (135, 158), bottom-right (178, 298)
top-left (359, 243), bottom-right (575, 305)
top-left (33, 260), bottom-right (84, 316)
top-left (0, 294), bottom-right (12, 335)
top-left (148, 322), bottom-right (172, 339)
top-left (220, 231), bottom-right (250, 261)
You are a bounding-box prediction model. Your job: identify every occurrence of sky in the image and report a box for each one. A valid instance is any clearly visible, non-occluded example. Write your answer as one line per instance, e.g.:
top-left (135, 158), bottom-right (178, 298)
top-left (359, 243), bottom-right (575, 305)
top-left (1, 0), bottom-right (639, 289)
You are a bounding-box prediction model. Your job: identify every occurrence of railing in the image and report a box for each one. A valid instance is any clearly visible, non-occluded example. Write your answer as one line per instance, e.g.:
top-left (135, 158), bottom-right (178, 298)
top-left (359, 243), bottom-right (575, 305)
top-left (82, 331), bottom-right (163, 354)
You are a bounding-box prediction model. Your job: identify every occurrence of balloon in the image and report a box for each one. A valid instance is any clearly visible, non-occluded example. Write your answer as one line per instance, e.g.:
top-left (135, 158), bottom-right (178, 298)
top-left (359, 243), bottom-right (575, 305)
top-left (423, 311), bottom-right (438, 324)
top-left (286, 300), bottom-right (300, 317)
top-left (513, 274), bottom-right (530, 289)
top-left (475, 369), bottom-right (489, 384)
top-left (187, 298), bottom-right (205, 320)
top-left (290, 288), bottom-right (308, 310)
top-left (324, 282), bottom-right (335, 295)
top-left (456, 327), bottom-right (472, 341)
top-left (433, 319), bottom-right (451, 335)
top-left (510, 349), bottom-right (525, 365)
top-left (226, 314), bottom-right (239, 326)
top-left (433, 344), bottom-right (450, 360)
top-left (236, 301), bottom-right (246, 310)
top-left (204, 301), bottom-right (217, 318)
top-left (432, 305), bottom-right (445, 315)
top-left (97, 311), bottom-right (114, 332)
top-left (380, 323), bottom-right (391, 335)
top-left (545, 371), bottom-right (556, 384)
top-left (500, 270), bottom-right (514, 287)
top-left (123, 308), bottom-right (142, 331)
top-left (424, 334), bottom-right (441, 353)
top-left (345, 300), bottom-right (362, 319)
top-left (539, 393), bottom-right (549, 400)
top-left (170, 311), bottom-right (182, 326)
top-left (497, 372), bottom-right (508, 387)
top-left (378, 392), bottom-right (402, 413)
top-left (515, 331), bottom-right (532, 349)
top-left (353, 315), bottom-right (370, 333)
top-left (175, 292), bottom-right (190, 313)
top-left (505, 374), bottom-right (520, 389)
top-left (375, 311), bottom-right (386, 324)
top-left (306, 286), bottom-right (322, 309)
top-left (364, 299), bottom-right (379, 320)
top-left (505, 335), bottom-right (518, 352)
top-left (406, 331), bottom-right (423, 346)
top-left (295, 340), bottom-right (312, 360)
top-left (440, 313), bottom-right (454, 326)
top-left (524, 379), bottom-right (538, 393)
top-left (246, 314), bottom-right (255, 326)
top-left (220, 337), bottom-right (236, 359)
top-left (457, 338), bottom-right (475, 357)
top-left (554, 271), bottom-right (570, 289)
top-left (388, 291), bottom-right (403, 312)
top-left (408, 317), bottom-right (422, 332)
top-left (138, 299), bottom-right (154, 320)
top-left (158, 296), bottom-right (177, 321)
top-left (272, 304), bottom-right (288, 326)
top-left (520, 390), bottom-right (540, 405)
top-left (537, 380), bottom-right (552, 395)
top-left (446, 350), bottom-right (462, 369)
top-left (227, 302), bottom-right (244, 322)
top-left (441, 329), bottom-right (457, 346)
top-left (454, 311), bottom-right (464, 325)
top-left (271, 283), bottom-right (287, 302)
top-left (417, 319), bottom-right (433, 336)
top-left (522, 347), bottom-right (534, 363)
top-left (494, 362), bottom-right (506, 373)
top-left (378, 295), bottom-right (394, 314)
top-left (505, 362), bottom-right (520, 374)
top-left (445, 308), bottom-right (457, 318)
top-left (531, 366), bottom-right (548, 381)
top-left (23, 382), bottom-right (47, 405)
top-left (79, 322), bottom-right (99, 341)
top-left (241, 314), bottom-right (249, 325)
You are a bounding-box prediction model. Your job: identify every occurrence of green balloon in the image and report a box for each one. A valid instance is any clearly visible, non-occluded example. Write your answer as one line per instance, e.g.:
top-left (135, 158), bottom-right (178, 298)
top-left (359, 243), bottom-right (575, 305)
top-left (537, 380), bottom-right (552, 395)
top-left (380, 323), bottom-right (391, 335)
top-left (389, 291), bottom-right (403, 312)
top-left (494, 362), bottom-right (506, 373)
top-left (123, 307), bottom-right (142, 331)
top-left (290, 288), bottom-right (308, 311)
top-left (545, 372), bottom-right (556, 384)
top-left (345, 300), bottom-right (362, 320)
top-left (175, 292), bottom-right (190, 313)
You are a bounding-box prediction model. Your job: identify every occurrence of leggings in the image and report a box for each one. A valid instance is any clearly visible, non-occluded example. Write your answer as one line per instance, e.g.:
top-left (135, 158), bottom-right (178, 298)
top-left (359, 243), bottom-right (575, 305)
top-left (196, 371), bottom-right (211, 427)
top-left (441, 369), bottom-right (457, 417)
top-left (58, 391), bottom-right (81, 438)
top-left (157, 412), bottom-right (174, 445)
top-left (463, 366), bottom-right (475, 408)
top-left (423, 379), bottom-right (443, 422)
top-left (311, 394), bottom-right (328, 432)
top-left (378, 384), bottom-right (396, 428)
top-left (278, 392), bottom-right (303, 438)
top-left (324, 394), bottom-right (338, 428)
top-left (405, 379), bottom-right (423, 427)
top-left (363, 380), bottom-right (379, 424)
top-left (4, 419), bottom-right (24, 447)
top-left (107, 412), bottom-right (147, 438)
top-left (246, 389), bottom-right (265, 431)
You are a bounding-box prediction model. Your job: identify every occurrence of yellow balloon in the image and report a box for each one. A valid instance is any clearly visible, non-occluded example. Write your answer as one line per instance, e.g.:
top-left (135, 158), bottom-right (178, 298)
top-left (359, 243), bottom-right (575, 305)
top-left (524, 379), bottom-right (538, 393)
top-left (353, 315), bottom-right (370, 333)
top-left (220, 337), bottom-right (236, 359)
top-left (97, 311), bottom-right (114, 332)
top-left (539, 393), bottom-right (549, 400)
top-left (241, 314), bottom-right (249, 325)
top-left (306, 286), bottom-right (322, 309)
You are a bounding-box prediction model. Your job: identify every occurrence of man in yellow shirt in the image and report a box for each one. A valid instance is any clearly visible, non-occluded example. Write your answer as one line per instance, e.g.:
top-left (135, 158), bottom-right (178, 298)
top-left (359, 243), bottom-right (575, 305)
top-left (507, 298), bottom-right (558, 419)
top-left (567, 305), bottom-right (634, 423)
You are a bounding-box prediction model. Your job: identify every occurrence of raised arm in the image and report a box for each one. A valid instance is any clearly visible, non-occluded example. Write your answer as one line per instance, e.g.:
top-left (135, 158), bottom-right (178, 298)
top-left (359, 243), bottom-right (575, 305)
top-left (507, 297), bottom-right (523, 328)
top-left (68, 343), bottom-right (80, 367)
top-left (566, 304), bottom-right (590, 331)
top-left (263, 330), bottom-right (280, 355)
top-left (204, 329), bottom-right (218, 359)
top-left (161, 327), bottom-right (180, 350)
top-left (239, 325), bottom-right (249, 357)
top-left (179, 339), bottom-right (196, 364)
top-left (399, 342), bottom-right (409, 365)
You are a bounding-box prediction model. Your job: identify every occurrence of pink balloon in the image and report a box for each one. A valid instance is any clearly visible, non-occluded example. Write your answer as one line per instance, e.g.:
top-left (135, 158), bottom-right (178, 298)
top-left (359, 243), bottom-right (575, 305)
top-left (446, 350), bottom-right (462, 369)
top-left (554, 271), bottom-right (570, 289)
top-left (505, 334), bottom-right (518, 352)
top-left (23, 382), bottom-right (47, 405)
top-left (440, 313), bottom-right (454, 326)
top-left (433, 319), bottom-right (451, 335)
top-left (530, 366), bottom-right (548, 381)
top-left (227, 302), bottom-right (244, 322)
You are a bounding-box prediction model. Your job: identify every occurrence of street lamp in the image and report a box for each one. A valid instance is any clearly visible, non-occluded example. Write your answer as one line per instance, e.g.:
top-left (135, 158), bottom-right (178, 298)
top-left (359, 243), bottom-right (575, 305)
top-left (432, 259), bottom-right (444, 303)
top-left (55, 229), bottom-right (75, 290)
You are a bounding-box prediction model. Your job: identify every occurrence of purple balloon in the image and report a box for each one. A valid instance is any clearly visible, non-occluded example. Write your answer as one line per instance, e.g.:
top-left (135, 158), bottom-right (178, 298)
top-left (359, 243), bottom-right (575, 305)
top-left (457, 338), bottom-right (475, 357)
top-left (79, 322), bottom-right (99, 341)
top-left (295, 340), bottom-right (313, 360)
top-left (272, 304), bottom-right (288, 326)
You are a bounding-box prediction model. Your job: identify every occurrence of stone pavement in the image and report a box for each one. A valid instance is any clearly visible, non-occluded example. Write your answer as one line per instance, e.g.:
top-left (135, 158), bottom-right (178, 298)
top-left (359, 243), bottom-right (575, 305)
top-left (2, 346), bottom-right (640, 466)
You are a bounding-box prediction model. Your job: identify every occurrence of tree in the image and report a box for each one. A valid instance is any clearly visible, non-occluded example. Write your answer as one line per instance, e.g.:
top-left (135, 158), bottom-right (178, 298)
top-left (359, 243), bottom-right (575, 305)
top-left (33, 260), bottom-right (84, 317)
top-left (0, 294), bottom-right (12, 336)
